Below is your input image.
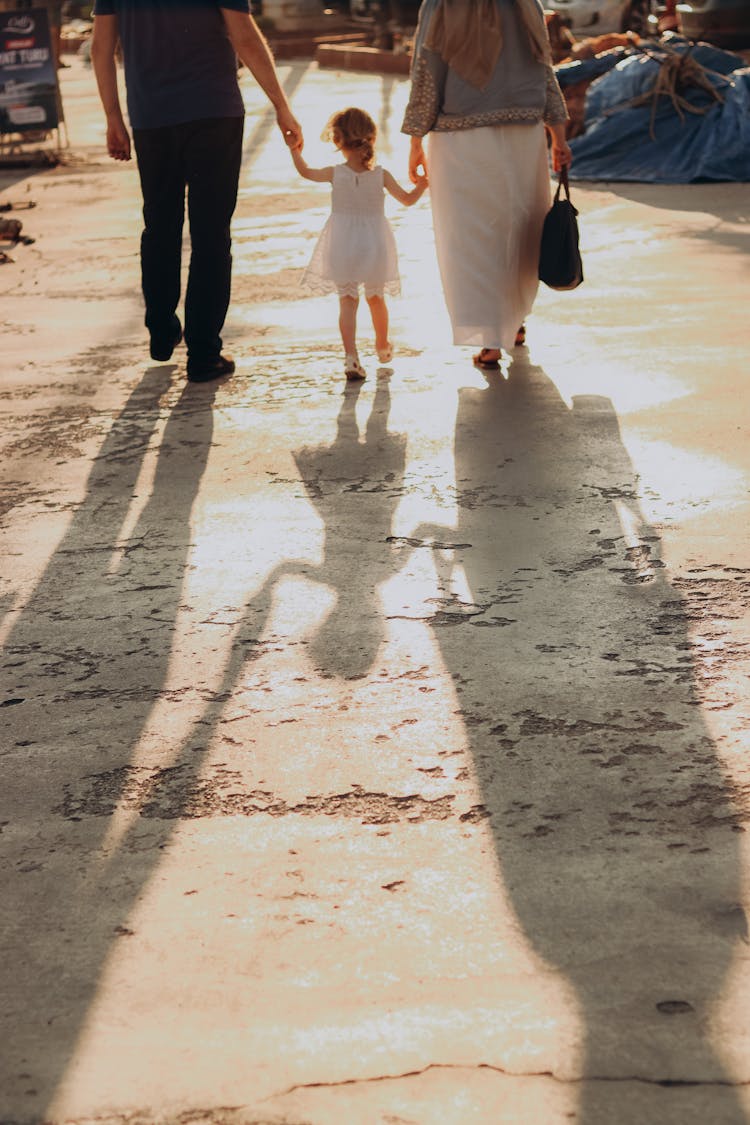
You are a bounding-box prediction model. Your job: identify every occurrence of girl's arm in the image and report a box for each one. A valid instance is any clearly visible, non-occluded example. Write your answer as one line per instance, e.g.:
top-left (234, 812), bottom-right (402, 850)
top-left (383, 169), bottom-right (428, 206)
top-left (290, 147), bottom-right (334, 184)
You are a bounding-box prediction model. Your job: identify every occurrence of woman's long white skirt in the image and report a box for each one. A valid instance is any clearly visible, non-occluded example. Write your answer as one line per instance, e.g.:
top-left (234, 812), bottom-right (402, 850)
top-left (428, 123), bottom-right (551, 352)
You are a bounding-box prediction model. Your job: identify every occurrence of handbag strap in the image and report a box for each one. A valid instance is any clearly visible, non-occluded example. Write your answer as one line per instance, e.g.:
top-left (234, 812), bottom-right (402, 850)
top-left (554, 165), bottom-right (571, 203)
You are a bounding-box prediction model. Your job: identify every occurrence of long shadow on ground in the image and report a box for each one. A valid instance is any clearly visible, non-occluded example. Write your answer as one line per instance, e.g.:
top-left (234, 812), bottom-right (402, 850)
top-left (1, 356), bottom-right (746, 1123)
top-left (0, 368), bottom-right (219, 1116)
top-left (422, 358), bottom-right (746, 1121)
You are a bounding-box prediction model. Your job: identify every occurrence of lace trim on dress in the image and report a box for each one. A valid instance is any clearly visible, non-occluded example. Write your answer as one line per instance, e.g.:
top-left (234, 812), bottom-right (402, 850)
top-left (302, 276), bottom-right (402, 299)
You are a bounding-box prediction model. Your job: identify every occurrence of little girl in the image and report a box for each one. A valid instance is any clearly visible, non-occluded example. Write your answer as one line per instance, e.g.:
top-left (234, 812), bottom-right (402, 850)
top-left (291, 106), bottom-right (428, 381)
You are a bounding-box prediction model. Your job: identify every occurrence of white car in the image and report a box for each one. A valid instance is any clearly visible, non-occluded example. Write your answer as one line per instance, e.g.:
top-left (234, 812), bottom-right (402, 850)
top-left (544, 0), bottom-right (634, 34)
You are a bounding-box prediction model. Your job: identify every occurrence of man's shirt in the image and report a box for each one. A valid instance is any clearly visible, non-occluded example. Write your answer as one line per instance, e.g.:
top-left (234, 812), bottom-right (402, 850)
top-left (92, 0), bottom-right (250, 129)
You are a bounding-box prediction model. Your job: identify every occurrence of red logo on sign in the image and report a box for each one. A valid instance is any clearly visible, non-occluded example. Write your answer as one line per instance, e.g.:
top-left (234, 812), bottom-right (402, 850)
top-left (7, 37), bottom-right (34, 48)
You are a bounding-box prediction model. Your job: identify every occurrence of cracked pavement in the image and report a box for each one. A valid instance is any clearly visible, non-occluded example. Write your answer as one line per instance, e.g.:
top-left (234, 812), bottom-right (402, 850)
top-left (1, 55), bottom-right (749, 1125)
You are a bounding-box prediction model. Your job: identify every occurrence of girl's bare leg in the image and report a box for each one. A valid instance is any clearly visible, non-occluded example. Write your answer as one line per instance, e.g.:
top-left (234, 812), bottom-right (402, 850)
top-left (339, 296), bottom-right (359, 357)
top-left (366, 294), bottom-right (390, 356)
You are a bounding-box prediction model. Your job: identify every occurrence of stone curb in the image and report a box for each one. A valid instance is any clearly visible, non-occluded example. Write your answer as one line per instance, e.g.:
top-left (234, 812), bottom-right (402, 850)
top-left (315, 43), bottom-right (411, 76)
top-left (270, 31), bottom-right (370, 61)
top-left (59, 27), bottom-right (370, 59)
top-left (58, 26), bottom-right (412, 74)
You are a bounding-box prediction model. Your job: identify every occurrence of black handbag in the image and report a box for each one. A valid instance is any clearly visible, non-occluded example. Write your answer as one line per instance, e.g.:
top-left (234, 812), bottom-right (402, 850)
top-left (538, 167), bottom-right (583, 291)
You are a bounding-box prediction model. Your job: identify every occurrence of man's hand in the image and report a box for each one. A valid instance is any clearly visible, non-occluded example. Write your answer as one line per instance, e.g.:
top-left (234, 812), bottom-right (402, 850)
top-left (276, 105), bottom-right (302, 150)
top-left (91, 15), bottom-right (131, 161)
top-left (106, 113), bottom-right (131, 161)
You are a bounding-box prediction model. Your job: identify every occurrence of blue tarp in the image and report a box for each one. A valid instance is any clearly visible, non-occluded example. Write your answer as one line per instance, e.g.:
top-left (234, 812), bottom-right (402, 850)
top-left (559, 35), bottom-right (750, 182)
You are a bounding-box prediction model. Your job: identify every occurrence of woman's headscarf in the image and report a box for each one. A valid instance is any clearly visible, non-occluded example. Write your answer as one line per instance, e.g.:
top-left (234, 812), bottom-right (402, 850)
top-left (419, 0), bottom-right (552, 90)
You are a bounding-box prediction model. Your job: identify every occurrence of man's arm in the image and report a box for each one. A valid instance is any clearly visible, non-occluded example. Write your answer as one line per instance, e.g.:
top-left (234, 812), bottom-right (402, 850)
top-left (90, 14), bottom-right (131, 161)
top-left (221, 8), bottom-right (302, 149)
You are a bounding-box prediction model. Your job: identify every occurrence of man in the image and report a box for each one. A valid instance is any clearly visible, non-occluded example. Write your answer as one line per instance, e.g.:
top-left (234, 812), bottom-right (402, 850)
top-left (91, 0), bottom-right (302, 382)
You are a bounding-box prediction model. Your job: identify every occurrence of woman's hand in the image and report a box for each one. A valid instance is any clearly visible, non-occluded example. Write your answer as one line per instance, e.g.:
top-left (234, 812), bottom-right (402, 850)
top-left (551, 137), bottom-right (572, 172)
top-left (547, 124), bottom-right (572, 172)
top-left (409, 136), bottom-right (427, 184)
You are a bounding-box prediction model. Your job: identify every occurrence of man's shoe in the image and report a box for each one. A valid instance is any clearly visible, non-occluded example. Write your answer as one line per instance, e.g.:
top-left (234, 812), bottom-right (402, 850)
top-left (149, 315), bottom-right (183, 362)
top-left (186, 354), bottom-right (235, 383)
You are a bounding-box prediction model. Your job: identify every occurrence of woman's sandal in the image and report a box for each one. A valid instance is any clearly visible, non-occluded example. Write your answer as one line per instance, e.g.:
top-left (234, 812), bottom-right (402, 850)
top-left (376, 341), bottom-right (393, 364)
top-left (344, 355), bottom-right (367, 382)
top-left (473, 348), bottom-right (501, 370)
top-left (514, 324), bottom-right (526, 347)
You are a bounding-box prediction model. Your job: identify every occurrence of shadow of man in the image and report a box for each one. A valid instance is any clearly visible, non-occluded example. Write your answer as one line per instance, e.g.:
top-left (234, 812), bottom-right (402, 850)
top-left (73, 373), bottom-right (411, 844)
top-left (0, 370), bottom-right (218, 1117)
top-left (424, 359), bottom-right (746, 1122)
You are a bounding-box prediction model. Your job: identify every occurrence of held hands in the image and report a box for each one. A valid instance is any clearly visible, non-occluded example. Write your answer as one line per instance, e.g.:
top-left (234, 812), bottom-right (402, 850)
top-left (412, 171), bottom-right (429, 197)
top-left (277, 105), bottom-right (303, 150)
top-left (289, 141), bottom-right (306, 175)
top-left (408, 136), bottom-right (427, 184)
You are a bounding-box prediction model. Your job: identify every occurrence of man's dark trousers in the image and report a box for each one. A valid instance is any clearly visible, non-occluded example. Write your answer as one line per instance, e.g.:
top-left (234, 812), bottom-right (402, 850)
top-left (133, 117), bottom-right (244, 364)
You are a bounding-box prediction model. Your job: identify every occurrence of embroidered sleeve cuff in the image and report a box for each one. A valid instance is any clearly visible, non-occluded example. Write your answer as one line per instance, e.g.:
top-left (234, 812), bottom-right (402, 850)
top-left (544, 66), bottom-right (570, 125)
top-left (401, 53), bottom-right (441, 137)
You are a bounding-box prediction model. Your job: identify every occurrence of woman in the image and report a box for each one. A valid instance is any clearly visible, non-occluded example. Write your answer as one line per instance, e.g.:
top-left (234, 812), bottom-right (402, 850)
top-left (402, 0), bottom-right (572, 365)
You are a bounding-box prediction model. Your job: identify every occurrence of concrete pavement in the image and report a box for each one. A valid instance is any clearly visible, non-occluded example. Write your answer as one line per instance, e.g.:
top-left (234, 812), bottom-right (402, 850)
top-left (1, 55), bottom-right (750, 1125)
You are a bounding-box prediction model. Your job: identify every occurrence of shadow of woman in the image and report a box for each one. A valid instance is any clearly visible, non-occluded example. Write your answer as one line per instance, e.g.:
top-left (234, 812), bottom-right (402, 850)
top-left (422, 360), bottom-right (746, 1121)
top-left (0, 370), bottom-right (219, 1116)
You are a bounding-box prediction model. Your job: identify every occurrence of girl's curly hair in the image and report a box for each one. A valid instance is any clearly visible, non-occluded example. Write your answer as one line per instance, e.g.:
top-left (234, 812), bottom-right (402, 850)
top-left (322, 106), bottom-right (377, 170)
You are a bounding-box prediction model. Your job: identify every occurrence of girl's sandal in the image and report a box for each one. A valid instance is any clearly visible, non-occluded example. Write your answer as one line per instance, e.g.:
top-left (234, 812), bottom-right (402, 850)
top-left (473, 348), bottom-right (501, 370)
top-left (376, 342), bottom-right (393, 364)
top-left (514, 324), bottom-right (526, 347)
top-left (344, 355), bottom-right (367, 382)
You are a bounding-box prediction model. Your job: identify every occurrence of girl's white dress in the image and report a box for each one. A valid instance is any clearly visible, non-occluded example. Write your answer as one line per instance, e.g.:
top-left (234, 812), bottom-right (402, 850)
top-left (304, 164), bottom-right (401, 299)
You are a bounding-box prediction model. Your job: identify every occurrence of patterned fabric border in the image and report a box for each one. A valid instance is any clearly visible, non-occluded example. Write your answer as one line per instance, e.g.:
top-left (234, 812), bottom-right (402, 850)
top-left (402, 56), bottom-right (441, 137)
top-left (544, 66), bottom-right (570, 125)
top-left (402, 55), bottom-right (569, 136)
top-left (432, 106), bottom-right (543, 131)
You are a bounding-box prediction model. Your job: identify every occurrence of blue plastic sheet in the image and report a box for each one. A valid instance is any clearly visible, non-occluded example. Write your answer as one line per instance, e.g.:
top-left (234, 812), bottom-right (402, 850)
top-left (555, 51), bottom-right (625, 89)
top-left (563, 36), bottom-right (750, 182)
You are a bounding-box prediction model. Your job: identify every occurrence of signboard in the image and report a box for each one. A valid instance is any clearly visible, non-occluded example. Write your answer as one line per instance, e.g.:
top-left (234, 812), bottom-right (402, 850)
top-left (0, 7), bottom-right (58, 134)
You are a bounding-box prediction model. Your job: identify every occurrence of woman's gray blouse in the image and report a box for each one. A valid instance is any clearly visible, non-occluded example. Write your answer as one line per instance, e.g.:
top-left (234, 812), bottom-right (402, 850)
top-left (402, 0), bottom-right (569, 136)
